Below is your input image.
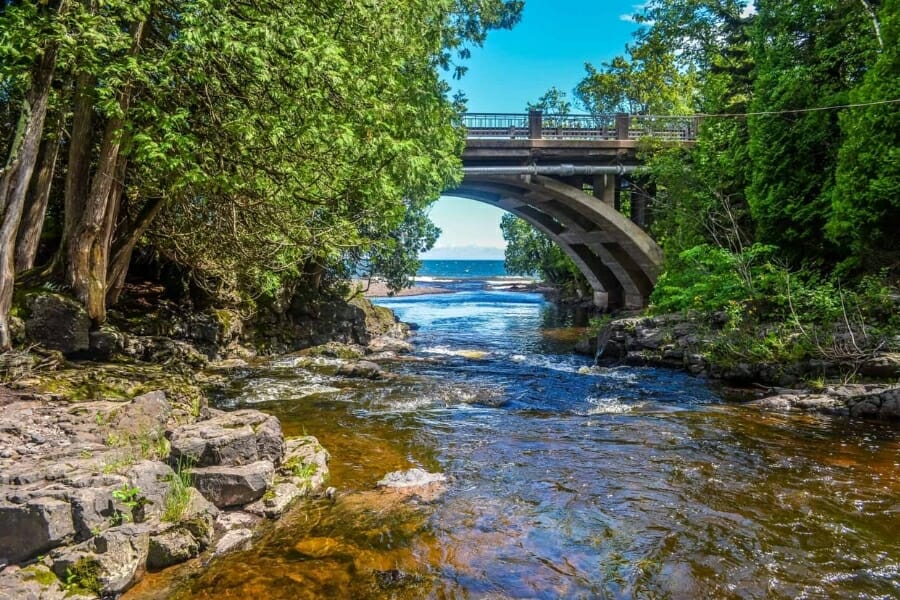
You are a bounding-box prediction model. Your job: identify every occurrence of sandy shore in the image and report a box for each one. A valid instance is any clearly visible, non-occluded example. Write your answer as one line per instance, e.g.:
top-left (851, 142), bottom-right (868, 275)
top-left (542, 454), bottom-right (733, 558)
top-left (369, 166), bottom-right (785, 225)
top-left (355, 279), bottom-right (454, 298)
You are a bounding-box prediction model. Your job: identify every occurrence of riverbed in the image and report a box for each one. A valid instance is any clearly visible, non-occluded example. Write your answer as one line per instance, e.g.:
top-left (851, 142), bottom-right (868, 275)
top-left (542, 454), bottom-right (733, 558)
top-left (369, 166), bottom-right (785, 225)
top-left (128, 286), bottom-right (900, 599)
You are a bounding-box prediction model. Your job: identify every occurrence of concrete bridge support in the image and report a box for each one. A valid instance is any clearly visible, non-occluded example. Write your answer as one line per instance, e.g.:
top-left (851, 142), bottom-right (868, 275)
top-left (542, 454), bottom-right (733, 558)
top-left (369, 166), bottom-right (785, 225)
top-left (452, 174), bottom-right (663, 310)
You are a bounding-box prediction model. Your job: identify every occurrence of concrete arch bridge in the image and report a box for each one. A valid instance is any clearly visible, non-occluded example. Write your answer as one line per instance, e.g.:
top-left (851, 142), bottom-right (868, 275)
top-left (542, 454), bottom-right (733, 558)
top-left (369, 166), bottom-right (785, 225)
top-left (453, 111), bottom-right (698, 310)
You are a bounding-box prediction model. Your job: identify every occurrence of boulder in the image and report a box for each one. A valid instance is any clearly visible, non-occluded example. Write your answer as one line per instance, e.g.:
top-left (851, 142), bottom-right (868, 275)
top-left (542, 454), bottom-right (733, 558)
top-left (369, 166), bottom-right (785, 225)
top-left (68, 485), bottom-right (119, 542)
top-left (376, 468), bottom-right (446, 489)
top-left (0, 497), bottom-right (75, 565)
top-left (50, 525), bottom-right (150, 596)
top-left (168, 409), bottom-right (284, 468)
top-left (751, 393), bottom-right (848, 415)
top-left (147, 528), bottom-right (198, 570)
top-left (89, 326), bottom-right (125, 359)
top-left (178, 488), bottom-right (219, 547)
top-left (23, 293), bottom-right (90, 355)
top-left (366, 336), bottom-right (413, 354)
top-left (191, 461), bottom-right (274, 508)
top-left (122, 460), bottom-right (177, 522)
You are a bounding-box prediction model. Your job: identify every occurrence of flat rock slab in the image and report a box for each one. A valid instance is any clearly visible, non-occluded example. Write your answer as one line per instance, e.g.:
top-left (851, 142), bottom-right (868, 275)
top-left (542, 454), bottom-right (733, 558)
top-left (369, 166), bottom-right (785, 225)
top-left (192, 461), bottom-right (274, 508)
top-left (168, 409), bottom-right (284, 467)
top-left (751, 385), bottom-right (900, 420)
top-left (376, 468), bottom-right (446, 489)
top-left (214, 528), bottom-right (254, 557)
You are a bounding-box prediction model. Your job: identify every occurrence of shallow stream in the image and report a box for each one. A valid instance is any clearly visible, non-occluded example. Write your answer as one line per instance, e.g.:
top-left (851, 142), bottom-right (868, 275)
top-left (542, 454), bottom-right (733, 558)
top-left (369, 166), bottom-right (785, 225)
top-left (129, 287), bottom-right (900, 599)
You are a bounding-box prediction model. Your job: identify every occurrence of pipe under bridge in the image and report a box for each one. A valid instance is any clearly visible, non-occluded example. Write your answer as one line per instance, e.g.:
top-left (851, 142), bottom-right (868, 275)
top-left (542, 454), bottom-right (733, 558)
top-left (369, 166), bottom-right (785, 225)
top-left (451, 111), bottom-right (698, 310)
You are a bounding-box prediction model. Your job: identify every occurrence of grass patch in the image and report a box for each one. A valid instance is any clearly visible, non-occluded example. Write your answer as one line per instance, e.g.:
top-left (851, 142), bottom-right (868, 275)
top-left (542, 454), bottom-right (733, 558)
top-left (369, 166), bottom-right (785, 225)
top-left (162, 458), bottom-right (193, 522)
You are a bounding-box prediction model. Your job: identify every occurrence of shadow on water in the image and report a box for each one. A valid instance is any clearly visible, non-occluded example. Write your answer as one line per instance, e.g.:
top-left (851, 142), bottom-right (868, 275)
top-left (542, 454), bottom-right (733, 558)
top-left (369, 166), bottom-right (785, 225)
top-left (127, 287), bottom-right (900, 600)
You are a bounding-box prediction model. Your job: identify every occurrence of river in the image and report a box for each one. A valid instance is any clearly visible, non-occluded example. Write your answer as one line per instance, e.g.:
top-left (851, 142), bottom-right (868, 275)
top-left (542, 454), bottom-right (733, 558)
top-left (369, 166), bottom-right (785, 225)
top-left (130, 285), bottom-right (900, 599)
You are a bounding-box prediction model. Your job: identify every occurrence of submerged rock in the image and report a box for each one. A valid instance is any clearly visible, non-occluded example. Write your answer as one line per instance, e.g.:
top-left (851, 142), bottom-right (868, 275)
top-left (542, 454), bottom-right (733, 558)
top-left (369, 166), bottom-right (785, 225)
top-left (376, 468), bottom-right (446, 489)
top-left (336, 360), bottom-right (388, 380)
top-left (213, 528), bottom-right (254, 557)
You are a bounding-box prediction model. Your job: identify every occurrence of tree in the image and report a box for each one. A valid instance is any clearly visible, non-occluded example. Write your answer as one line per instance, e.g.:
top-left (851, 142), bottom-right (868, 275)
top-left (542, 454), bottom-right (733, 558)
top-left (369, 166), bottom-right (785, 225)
top-left (829, 0), bottom-right (900, 274)
top-left (746, 0), bottom-right (879, 267)
top-left (575, 30), bottom-right (697, 115)
top-left (526, 87), bottom-right (572, 114)
top-left (0, 0), bottom-right (525, 347)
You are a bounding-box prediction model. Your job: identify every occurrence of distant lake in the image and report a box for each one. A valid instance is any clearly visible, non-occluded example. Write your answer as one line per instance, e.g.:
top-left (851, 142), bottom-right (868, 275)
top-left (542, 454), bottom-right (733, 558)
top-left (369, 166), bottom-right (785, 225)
top-left (416, 259), bottom-right (510, 280)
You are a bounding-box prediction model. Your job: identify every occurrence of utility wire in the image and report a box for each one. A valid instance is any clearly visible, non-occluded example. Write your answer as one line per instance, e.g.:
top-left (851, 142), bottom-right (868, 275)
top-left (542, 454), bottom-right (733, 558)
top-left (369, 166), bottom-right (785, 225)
top-left (694, 98), bottom-right (900, 118)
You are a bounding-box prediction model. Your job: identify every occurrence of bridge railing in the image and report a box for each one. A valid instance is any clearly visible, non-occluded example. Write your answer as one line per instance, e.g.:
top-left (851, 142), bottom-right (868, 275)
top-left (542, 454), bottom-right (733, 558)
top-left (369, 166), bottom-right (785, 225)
top-left (462, 111), bottom-right (699, 142)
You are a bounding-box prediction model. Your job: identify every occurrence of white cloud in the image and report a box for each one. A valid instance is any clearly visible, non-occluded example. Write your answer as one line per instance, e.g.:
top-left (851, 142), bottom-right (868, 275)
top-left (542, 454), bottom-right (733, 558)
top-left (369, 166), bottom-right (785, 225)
top-left (619, 13), bottom-right (637, 23)
top-left (741, 2), bottom-right (757, 18)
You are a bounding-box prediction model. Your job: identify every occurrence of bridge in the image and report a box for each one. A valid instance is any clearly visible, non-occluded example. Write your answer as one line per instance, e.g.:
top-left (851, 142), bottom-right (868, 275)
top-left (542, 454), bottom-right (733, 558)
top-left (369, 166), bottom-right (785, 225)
top-left (451, 111), bottom-right (699, 310)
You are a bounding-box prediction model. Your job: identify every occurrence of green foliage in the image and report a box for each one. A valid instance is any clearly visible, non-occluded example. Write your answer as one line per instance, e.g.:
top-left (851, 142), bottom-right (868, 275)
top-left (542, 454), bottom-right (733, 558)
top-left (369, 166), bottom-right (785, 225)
top-left (111, 483), bottom-right (149, 524)
top-left (575, 29), bottom-right (697, 115)
top-left (0, 0), bottom-right (524, 326)
top-left (354, 200), bottom-right (441, 292)
top-left (650, 244), bottom-right (778, 314)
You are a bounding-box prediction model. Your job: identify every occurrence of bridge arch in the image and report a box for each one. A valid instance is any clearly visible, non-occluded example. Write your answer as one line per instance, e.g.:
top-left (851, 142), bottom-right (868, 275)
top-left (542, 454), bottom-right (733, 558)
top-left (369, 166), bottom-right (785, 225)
top-left (450, 174), bottom-right (663, 310)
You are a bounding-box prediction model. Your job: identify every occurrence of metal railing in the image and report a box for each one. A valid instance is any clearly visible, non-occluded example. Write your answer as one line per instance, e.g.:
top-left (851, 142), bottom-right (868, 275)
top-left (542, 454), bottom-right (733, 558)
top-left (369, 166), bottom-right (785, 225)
top-left (462, 111), bottom-right (699, 142)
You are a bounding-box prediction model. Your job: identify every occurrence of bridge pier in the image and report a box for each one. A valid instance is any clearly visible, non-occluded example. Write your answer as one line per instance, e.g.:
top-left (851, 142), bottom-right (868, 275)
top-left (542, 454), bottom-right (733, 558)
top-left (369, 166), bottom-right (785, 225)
top-left (592, 174), bottom-right (617, 207)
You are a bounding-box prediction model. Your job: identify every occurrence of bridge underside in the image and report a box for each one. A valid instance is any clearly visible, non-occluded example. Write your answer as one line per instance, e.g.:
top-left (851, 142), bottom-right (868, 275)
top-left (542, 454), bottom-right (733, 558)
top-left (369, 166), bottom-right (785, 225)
top-left (451, 174), bottom-right (663, 310)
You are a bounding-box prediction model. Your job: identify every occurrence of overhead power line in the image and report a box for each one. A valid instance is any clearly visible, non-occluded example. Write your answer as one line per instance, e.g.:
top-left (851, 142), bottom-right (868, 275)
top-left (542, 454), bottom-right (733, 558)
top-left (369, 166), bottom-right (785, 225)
top-left (696, 98), bottom-right (900, 118)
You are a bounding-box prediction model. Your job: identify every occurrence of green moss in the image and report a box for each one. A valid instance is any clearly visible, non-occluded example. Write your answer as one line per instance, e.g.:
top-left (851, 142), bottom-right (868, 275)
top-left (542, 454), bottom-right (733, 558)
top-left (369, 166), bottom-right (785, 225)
top-left (22, 565), bottom-right (59, 587)
top-left (65, 557), bottom-right (103, 596)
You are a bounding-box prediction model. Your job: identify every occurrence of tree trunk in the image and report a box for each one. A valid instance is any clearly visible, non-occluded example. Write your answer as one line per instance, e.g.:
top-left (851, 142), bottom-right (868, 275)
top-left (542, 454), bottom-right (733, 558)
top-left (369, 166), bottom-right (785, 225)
top-left (67, 115), bottom-right (124, 326)
top-left (66, 19), bottom-right (145, 326)
top-left (106, 196), bottom-right (166, 306)
top-left (15, 111), bottom-right (63, 273)
top-left (0, 44), bottom-right (59, 349)
top-left (59, 71), bottom-right (96, 271)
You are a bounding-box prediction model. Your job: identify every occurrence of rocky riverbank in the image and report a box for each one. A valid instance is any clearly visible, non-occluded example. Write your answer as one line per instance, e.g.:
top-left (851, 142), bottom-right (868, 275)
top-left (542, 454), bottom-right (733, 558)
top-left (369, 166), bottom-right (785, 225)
top-left (0, 287), bottom-right (414, 599)
top-left (592, 312), bottom-right (900, 420)
top-left (0, 386), bottom-right (330, 599)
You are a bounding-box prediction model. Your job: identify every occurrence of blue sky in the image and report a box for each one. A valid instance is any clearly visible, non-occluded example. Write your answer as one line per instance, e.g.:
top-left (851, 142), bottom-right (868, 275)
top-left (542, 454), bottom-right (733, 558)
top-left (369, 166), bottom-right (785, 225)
top-left (423, 0), bottom-right (643, 260)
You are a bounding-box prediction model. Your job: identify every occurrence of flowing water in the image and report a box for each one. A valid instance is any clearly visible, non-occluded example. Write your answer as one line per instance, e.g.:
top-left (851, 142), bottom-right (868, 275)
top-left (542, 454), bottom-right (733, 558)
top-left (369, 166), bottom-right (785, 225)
top-left (129, 286), bottom-right (900, 600)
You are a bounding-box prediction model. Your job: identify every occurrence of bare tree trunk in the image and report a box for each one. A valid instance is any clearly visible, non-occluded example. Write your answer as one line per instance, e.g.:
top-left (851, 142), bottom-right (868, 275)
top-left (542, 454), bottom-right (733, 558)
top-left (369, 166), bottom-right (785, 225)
top-left (15, 112), bottom-right (63, 273)
top-left (106, 196), bottom-right (166, 306)
top-left (0, 44), bottom-right (59, 348)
